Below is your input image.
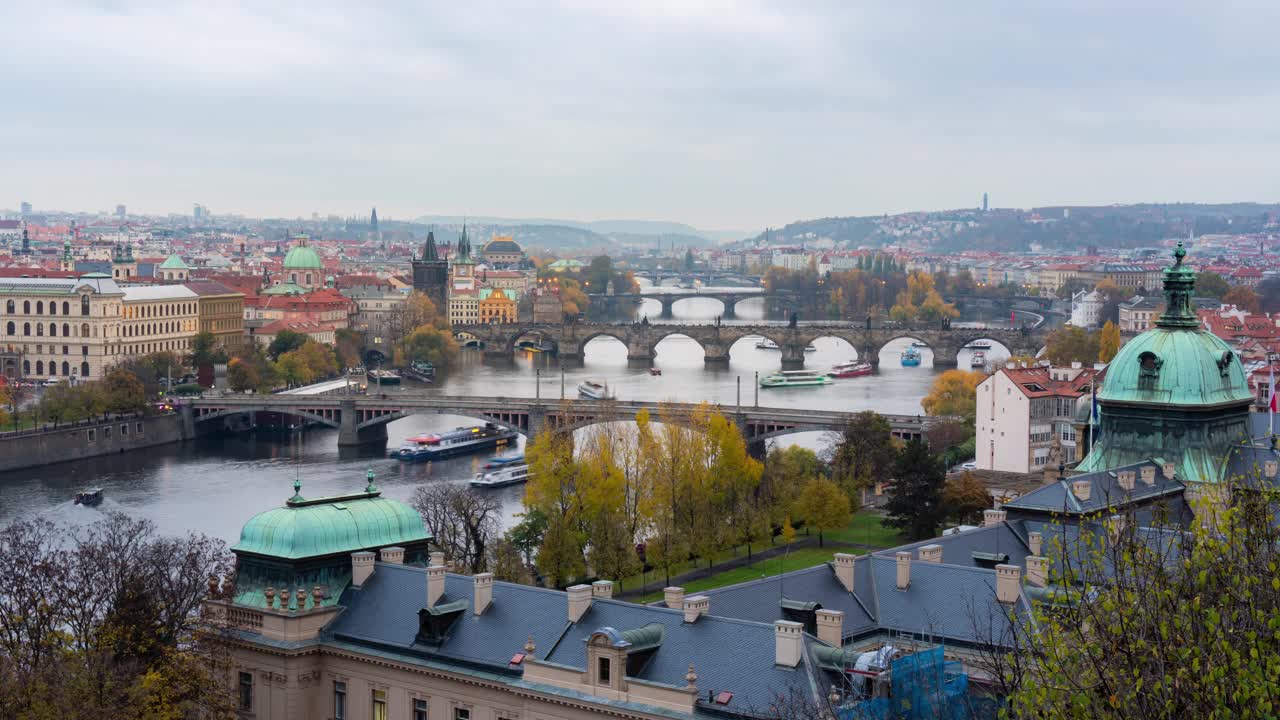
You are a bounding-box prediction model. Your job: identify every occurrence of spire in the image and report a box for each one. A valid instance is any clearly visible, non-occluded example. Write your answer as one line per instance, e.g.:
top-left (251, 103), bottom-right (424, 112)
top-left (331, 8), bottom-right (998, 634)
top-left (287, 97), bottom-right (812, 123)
top-left (1156, 240), bottom-right (1199, 329)
top-left (421, 231), bottom-right (439, 261)
top-left (370, 207), bottom-right (378, 229)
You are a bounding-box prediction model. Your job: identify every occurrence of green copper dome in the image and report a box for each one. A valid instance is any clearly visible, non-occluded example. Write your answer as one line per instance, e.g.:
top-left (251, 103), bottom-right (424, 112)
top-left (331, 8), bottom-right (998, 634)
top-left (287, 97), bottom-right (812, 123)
top-left (1099, 329), bottom-right (1253, 408)
top-left (158, 253), bottom-right (189, 270)
top-left (282, 244), bottom-right (323, 271)
top-left (232, 489), bottom-right (429, 560)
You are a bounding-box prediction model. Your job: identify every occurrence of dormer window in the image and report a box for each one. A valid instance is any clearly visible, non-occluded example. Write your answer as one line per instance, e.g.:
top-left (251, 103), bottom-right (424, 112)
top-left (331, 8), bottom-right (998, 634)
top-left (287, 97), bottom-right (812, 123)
top-left (598, 657), bottom-right (611, 685)
top-left (1138, 351), bottom-right (1162, 391)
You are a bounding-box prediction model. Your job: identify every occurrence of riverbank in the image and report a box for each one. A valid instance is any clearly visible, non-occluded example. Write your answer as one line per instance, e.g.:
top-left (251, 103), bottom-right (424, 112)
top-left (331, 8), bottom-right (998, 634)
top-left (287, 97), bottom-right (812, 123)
top-left (0, 413), bottom-right (193, 472)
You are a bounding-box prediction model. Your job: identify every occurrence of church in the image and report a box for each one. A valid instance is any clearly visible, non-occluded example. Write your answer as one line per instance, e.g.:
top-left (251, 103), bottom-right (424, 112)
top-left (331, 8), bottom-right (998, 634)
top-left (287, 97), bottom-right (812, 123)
top-left (212, 244), bottom-right (1279, 719)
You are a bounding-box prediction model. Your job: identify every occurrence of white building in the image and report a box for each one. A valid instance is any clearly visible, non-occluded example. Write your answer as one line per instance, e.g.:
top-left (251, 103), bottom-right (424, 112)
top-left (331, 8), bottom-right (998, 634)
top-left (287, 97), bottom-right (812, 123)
top-left (976, 363), bottom-right (1103, 474)
top-left (1069, 289), bottom-right (1104, 328)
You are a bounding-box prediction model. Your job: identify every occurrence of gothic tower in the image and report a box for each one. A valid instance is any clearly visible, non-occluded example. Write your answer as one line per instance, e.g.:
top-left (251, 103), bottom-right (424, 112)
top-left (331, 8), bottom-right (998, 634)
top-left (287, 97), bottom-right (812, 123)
top-left (411, 230), bottom-right (448, 310)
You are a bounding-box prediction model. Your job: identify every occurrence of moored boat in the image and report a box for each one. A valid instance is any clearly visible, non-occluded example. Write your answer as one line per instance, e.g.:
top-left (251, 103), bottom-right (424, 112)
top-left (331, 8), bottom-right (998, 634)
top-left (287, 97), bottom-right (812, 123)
top-left (399, 360), bottom-right (436, 383)
top-left (759, 370), bottom-right (834, 388)
top-left (391, 423), bottom-right (518, 461)
top-left (971, 350), bottom-right (987, 368)
top-left (577, 380), bottom-right (615, 400)
top-left (828, 360), bottom-right (874, 378)
top-left (471, 462), bottom-right (533, 488)
top-left (484, 454), bottom-right (525, 469)
top-left (649, 367), bottom-right (662, 376)
top-left (367, 369), bottom-right (402, 385)
top-left (901, 346), bottom-right (922, 367)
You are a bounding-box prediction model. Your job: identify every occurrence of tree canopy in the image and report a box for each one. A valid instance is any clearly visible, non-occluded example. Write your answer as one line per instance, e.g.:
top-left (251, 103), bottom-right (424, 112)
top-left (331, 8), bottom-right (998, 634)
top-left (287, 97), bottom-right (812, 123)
top-left (921, 369), bottom-right (985, 418)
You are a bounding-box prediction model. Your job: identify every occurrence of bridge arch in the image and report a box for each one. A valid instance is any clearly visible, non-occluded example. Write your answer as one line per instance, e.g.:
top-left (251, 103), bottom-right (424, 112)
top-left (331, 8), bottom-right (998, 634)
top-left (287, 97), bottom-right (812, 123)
top-left (454, 331), bottom-right (484, 349)
top-left (946, 334), bottom-right (1015, 371)
top-left (873, 335), bottom-right (937, 368)
top-left (506, 328), bottom-right (559, 355)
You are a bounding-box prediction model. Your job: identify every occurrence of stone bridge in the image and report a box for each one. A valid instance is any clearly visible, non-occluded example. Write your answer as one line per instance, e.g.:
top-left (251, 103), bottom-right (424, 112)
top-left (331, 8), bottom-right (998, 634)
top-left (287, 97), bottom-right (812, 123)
top-left (184, 393), bottom-right (946, 447)
top-left (590, 289), bottom-right (772, 319)
top-left (629, 270), bottom-right (762, 285)
top-left (453, 321), bottom-right (1046, 369)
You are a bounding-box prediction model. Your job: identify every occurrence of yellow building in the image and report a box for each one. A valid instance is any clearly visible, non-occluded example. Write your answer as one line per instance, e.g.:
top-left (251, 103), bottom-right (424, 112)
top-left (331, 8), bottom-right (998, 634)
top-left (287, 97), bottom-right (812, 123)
top-left (478, 288), bottom-right (517, 324)
top-left (119, 286), bottom-right (200, 357)
top-left (187, 281), bottom-right (246, 351)
top-left (0, 274), bottom-right (124, 381)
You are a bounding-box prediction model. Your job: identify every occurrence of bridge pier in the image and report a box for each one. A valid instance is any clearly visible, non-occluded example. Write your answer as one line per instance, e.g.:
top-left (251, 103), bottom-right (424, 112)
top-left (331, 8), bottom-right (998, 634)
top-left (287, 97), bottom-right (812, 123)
top-left (722, 300), bottom-right (737, 320)
top-left (658, 297), bottom-right (675, 319)
top-left (861, 346), bottom-right (881, 367)
top-left (780, 343), bottom-right (806, 370)
top-left (626, 341), bottom-right (654, 367)
top-left (338, 399), bottom-right (389, 447)
top-left (703, 342), bottom-right (730, 366)
top-left (933, 346), bottom-right (961, 369)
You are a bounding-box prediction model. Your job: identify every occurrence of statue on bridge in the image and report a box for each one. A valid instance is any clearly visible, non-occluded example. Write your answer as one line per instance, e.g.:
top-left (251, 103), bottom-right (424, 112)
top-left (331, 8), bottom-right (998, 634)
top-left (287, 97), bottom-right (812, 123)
top-left (789, 311), bottom-right (798, 328)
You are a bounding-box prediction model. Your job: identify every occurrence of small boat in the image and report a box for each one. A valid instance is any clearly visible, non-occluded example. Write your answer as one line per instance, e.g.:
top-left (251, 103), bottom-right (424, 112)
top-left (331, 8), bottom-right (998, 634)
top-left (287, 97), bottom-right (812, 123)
top-left (74, 488), bottom-right (103, 506)
top-left (828, 360), bottom-right (873, 378)
top-left (399, 360), bottom-right (435, 383)
top-left (901, 346), bottom-right (922, 367)
top-left (649, 367), bottom-right (663, 376)
top-left (391, 423), bottom-right (519, 461)
top-left (804, 344), bottom-right (817, 353)
top-left (759, 370), bottom-right (834, 388)
top-left (577, 380), bottom-right (615, 400)
top-left (971, 350), bottom-right (987, 368)
top-left (965, 340), bottom-right (992, 349)
top-left (911, 341), bottom-right (929, 348)
top-left (471, 462), bottom-right (533, 488)
top-left (367, 369), bottom-right (402, 385)
top-left (755, 338), bottom-right (780, 350)
top-left (484, 454), bottom-right (525, 469)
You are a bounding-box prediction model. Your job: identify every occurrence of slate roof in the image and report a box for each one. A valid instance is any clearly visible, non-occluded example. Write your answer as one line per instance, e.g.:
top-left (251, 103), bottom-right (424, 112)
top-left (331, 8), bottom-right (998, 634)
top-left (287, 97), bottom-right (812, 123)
top-left (324, 563), bottom-right (827, 716)
top-left (1003, 460), bottom-right (1183, 516)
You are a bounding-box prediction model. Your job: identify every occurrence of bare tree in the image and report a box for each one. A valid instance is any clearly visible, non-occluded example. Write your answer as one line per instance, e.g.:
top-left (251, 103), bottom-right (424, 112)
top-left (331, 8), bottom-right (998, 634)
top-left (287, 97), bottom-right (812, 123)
top-left (413, 483), bottom-right (503, 573)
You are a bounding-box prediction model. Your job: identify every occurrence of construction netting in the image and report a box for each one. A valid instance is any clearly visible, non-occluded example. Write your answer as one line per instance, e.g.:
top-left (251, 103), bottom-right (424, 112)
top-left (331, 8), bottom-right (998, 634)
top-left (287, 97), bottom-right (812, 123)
top-left (839, 646), bottom-right (972, 720)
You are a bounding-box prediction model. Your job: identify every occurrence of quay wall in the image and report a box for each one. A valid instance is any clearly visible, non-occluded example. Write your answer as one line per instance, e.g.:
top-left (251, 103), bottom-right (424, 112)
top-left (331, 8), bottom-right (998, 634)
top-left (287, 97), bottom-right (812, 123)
top-left (0, 413), bottom-right (195, 472)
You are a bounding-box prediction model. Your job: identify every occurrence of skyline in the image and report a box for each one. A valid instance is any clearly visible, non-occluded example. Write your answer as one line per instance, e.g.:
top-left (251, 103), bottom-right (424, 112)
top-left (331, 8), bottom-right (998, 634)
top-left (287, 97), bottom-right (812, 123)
top-left (4, 2), bottom-right (1280, 229)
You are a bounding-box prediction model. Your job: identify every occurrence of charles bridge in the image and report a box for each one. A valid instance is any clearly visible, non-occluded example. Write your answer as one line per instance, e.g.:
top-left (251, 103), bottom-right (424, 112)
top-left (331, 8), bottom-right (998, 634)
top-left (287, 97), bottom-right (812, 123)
top-left (591, 288), bottom-right (772, 319)
top-left (453, 321), bottom-right (1047, 369)
top-left (185, 392), bottom-right (948, 447)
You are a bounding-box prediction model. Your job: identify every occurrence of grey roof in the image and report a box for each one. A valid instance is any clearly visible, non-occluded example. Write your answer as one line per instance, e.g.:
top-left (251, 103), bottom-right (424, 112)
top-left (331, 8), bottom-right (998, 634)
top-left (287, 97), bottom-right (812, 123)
top-left (1002, 460), bottom-right (1183, 516)
top-left (324, 563), bottom-right (825, 716)
top-left (0, 276), bottom-right (123, 295)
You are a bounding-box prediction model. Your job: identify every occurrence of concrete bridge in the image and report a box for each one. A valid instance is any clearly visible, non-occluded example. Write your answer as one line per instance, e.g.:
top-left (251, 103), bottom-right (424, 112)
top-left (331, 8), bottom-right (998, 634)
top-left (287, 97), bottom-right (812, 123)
top-left (629, 270), bottom-right (762, 286)
top-left (454, 321), bottom-right (1046, 369)
top-left (185, 393), bottom-right (943, 447)
top-left (590, 289), bottom-right (770, 319)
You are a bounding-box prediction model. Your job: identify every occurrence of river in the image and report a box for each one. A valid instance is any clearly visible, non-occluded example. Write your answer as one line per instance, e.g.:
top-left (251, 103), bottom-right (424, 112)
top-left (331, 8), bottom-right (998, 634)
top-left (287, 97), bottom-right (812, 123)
top-left (0, 287), bottom-right (1020, 544)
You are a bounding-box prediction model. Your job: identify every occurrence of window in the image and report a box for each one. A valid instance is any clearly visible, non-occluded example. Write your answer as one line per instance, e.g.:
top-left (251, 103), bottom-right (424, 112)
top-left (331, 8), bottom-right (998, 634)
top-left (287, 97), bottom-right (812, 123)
top-left (413, 699), bottom-right (429, 720)
top-left (87, 429), bottom-right (96, 442)
top-left (598, 656), bottom-right (611, 685)
top-left (121, 424), bottom-right (128, 436)
top-left (62, 301), bottom-right (69, 315)
top-left (4, 300), bottom-right (11, 313)
top-left (23, 301), bottom-right (30, 314)
top-left (136, 422), bottom-right (143, 434)
top-left (103, 426), bottom-right (111, 438)
top-left (371, 690), bottom-right (387, 720)
top-left (238, 671), bottom-right (253, 711)
top-left (82, 362), bottom-right (90, 378)
top-left (454, 709), bottom-right (470, 720)
top-left (1033, 447), bottom-right (1050, 466)
top-left (81, 295), bottom-right (89, 315)
top-left (334, 681), bottom-right (347, 720)
top-left (49, 301), bottom-right (56, 315)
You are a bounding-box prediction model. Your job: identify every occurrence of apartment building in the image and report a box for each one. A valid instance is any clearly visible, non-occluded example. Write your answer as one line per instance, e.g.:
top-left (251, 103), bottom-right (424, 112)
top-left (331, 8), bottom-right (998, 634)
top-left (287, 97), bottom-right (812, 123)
top-left (0, 275), bottom-right (124, 380)
top-left (119, 285), bottom-right (199, 356)
top-left (976, 362), bottom-right (1103, 473)
top-left (186, 281), bottom-right (246, 351)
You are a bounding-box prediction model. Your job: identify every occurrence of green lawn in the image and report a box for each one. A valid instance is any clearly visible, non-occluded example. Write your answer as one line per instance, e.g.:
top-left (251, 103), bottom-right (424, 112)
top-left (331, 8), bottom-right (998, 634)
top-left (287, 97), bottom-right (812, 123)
top-left (823, 510), bottom-right (905, 548)
top-left (635, 546), bottom-right (852, 603)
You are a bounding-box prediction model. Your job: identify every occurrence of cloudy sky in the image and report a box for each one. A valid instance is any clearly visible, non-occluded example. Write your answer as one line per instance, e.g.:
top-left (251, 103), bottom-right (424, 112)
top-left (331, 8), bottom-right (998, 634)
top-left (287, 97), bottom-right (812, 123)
top-left (3, 1), bottom-right (1279, 230)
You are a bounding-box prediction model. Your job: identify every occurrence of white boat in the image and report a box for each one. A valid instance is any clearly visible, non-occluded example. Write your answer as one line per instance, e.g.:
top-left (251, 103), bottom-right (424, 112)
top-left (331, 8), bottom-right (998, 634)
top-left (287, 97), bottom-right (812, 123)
top-left (577, 380), bottom-right (615, 400)
top-left (965, 340), bottom-right (992, 349)
top-left (759, 370), bottom-right (834, 388)
top-left (471, 463), bottom-right (532, 488)
top-left (971, 350), bottom-right (987, 368)
top-left (755, 338), bottom-right (780, 350)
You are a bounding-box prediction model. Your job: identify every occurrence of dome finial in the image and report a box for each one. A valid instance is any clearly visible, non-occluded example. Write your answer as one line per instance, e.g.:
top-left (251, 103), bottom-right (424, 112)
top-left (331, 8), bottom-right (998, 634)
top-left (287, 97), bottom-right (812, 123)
top-left (1173, 239), bottom-right (1186, 267)
top-left (365, 468), bottom-right (378, 493)
top-left (289, 477), bottom-right (304, 503)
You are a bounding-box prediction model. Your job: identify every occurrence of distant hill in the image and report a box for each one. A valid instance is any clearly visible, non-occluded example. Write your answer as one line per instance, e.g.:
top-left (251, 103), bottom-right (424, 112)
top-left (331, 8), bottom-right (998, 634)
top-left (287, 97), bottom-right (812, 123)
top-left (414, 215), bottom-right (738, 246)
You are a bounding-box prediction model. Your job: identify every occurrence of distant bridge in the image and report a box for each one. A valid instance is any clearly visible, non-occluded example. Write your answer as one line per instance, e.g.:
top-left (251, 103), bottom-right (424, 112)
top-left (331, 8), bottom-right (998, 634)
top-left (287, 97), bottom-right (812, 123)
top-left (589, 289), bottom-right (770, 319)
top-left (185, 393), bottom-right (944, 447)
top-left (628, 270), bottom-right (762, 285)
top-left (453, 321), bottom-right (1046, 369)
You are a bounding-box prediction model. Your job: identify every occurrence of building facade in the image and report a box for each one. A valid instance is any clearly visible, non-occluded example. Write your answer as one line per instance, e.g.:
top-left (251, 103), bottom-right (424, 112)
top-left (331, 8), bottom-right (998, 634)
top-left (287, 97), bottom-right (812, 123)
top-left (0, 275), bottom-right (124, 381)
top-left (186, 281), bottom-right (246, 351)
top-left (477, 288), bottom-right (517, 324)
top-left (120, 286), bottom-right (200, 357)
top-left (976, 362), bottom-right (1102, 473)
top-left (1068, 289), bottom-right (1104, 328)
top-left (411, 232), bottom-right (449, 311)
top-left (481, 235), bottom-right (525, 266)
top-left (1118, 295), bottom-right (1162, 333)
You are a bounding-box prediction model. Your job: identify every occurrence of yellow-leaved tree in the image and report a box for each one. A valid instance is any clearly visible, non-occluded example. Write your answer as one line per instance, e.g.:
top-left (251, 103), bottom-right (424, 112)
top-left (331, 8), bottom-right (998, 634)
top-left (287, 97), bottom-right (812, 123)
top-left (890, 271), bottom-right (960, 322)
top-left (1098, 320), bottom-right (1120, 363)
top-left (920, 369), bottom-right (986, 418)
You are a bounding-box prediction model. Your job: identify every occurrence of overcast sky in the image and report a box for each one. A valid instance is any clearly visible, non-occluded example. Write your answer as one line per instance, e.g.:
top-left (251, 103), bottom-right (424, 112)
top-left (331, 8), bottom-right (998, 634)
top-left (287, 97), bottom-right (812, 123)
top-left (3, 1), bottom-right (1279, 230)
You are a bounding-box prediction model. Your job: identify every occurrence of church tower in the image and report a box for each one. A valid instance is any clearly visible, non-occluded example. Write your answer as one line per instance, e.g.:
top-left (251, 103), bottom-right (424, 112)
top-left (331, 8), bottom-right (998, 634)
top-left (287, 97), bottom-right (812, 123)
top-left (370, 207), bottom-right (382, 252)
top-left (411, 230), bottom-right (449, 310)
top-left (112, 242), bottom-right (137, 280)
top-left (60, 239), bottom-right (74, 273)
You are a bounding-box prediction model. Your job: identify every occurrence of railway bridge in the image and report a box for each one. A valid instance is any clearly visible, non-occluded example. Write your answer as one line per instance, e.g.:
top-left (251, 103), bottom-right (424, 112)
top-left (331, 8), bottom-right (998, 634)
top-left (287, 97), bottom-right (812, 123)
top-left (454, 321), bottom-right (1045, 369)
top-left (184, 393), bottom-right (949, 447)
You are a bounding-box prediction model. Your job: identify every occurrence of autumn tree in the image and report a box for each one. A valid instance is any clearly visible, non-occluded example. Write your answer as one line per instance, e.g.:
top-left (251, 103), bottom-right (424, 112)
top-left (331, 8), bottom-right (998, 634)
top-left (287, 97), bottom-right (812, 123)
top-left (334, 327), bottom-right (363, 368)
top-left (386, 291), bottom-right (441, 344)
top-left (1222, 284), bottom-right (1261, 313)
top-left (889, 271), bottom-right (960, 323)
top-left (883, 439), bottom-right (947, 540)
top-left (762, 445), bottom-right (824, 524)
top-left (921, 369), bottom-right (985, 418)
top-left (1195, 270), bottom-right (1230, 298)
top-left (1097, 320), bottom-right (1120, 363)
top-left (793, 478), bottom-right (851, 546)
top-left (826, 411), bottom-right (898, 497)
top-left (266, 329), bottom-right (308, 360)
top-left (941, 472), bottom-right (991, 524)
top-left (412, 483), bottom-right (503, 573)
top-left (103, 367), bottom-right (146, 414)
top-left (1044, 325), bottom-right (1100, 366)
top-left (395, 325), bottom-right (460, 370)
top-left (524, 429), bottom-right (587, 586)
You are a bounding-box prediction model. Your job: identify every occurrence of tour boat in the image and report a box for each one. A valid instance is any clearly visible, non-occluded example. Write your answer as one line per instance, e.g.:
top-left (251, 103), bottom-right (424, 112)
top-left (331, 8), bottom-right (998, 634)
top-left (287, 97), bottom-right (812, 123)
top-left (471, 462), bottom-right (533, 489)
top-left (901, 346), bottom-right (922, 367)
top-left (911, 341), bottom-right (929, 348)
top-left (367, 369), bottom-right (402, 385)
top-left (577, 380), bottom-right (615, 400)
top-left (391, 423), bottom-right (518, 461)
top-left (965, 340), bottom-right (992, 349)
top-left (399, 360), bottom-right (435, 383)
top-left (483, 454), bottom-right (525, 469)
top-left (971, 350), bottom-right (987, 368)
top-left (755, 338), bottom-right (780, 350)
top-left (828, 360), bottom-right (874, 378)
top-left (74, 488), bottom-right (103, 507)
top-left (759, 370), bottom-right (834, 388)
top-left (649, 367), bottom-right (663, 376)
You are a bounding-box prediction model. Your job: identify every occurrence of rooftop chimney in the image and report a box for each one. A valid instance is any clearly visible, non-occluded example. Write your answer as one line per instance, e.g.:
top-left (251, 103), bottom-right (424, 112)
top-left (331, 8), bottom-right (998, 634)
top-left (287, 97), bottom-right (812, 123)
top-left (815, 608), bottom-right (844, 646)
top-left (1266, 460), bottom-right (1278, 479)
top-left (1070, 361), bottom-right (1082, 369)
top-left (567, 584), bottom-right (592, 623)
top-left (591, 580), bottom-right (614, 600)
top-left (1028, 531), bottom-right (1042, 557)
top-left (352, 551), bottom-right (375, 588)
top-left (430, 551), bottom-right (446, 568)
top-left (473, 573), bottom-right (494, 615)
top-left (919, 544), bottom-right (943, 564)
top-left (426, 565), bottom-right (445, 607)
top-left (664, 586), bottom-right (685, 609)
top-left (775, 620), bottom-right (804, 667)
top-left (833, 553), bottom-right (856, 593)
top-left (380, 546), bottom-right (404, 564)
top-left (1117, 470), bottom-right (1135, 491)
top-left (995, 564), bottom-right (1021, 604)
top-left (1026, 556), bottom-right (1048, 588)
top-left (896, 551), bottom-right (911, 590)
top-left (1139, 466), bottom-right (1156, 486)
top-left (683, 595), bottom-right (710, 623)
top-left (982, 509), bottom-right (1007, 527)
top-left (1162, 461), bottom-right (1176, 479)
top-left (1071, 479), bottom-right (1091, 502)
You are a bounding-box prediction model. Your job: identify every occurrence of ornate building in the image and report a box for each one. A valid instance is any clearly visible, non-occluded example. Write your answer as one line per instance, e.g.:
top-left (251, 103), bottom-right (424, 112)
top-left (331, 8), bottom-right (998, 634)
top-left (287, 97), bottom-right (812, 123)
top-left (411, 231), bottom-right (448, 311)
